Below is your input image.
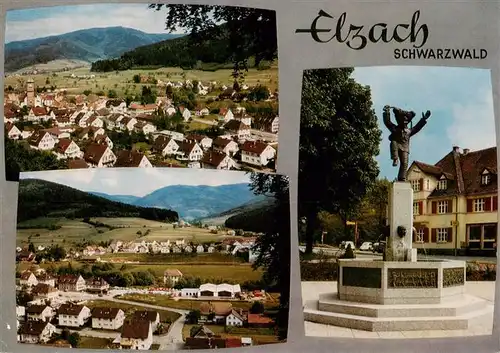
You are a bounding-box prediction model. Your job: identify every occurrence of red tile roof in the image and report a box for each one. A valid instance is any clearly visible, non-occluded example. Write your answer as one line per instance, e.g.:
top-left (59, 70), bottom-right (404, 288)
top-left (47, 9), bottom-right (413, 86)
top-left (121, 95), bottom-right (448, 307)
top-left (83, 143), bottom-right (109, 164)
top-left (55, 138), bottom-right (73, 153)
top-left (201, 150), bottom-right (228, 167)
top-left (121, 319), bottom-right (150, 339)
top-left (412, 146), bottom-right (497, 197)
top-left (247, 313), bottom-right (274, 325)
top-left (68, 159), bottom-right (89, 169)
top-left (241, 140), bottom-right (270, 154)
top-left (114, 150), bottom-right (147, 167)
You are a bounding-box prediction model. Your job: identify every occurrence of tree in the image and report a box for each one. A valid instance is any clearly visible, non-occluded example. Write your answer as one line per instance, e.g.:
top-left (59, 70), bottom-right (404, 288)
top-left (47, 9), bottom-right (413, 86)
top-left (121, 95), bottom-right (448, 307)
top-left (68, 332), bottom-right (81, 348)
top-left (299, 68), bottom-right (382, 254)
top-left (250, 301), bottom-right (265, 314)
top-left (108, 89), bottom-right (118, 98)
top-left (149, 4), bottom-right (277, 76)
top-left (133, 74), bottom-right (141, 83)
top-left (249, 173), bottom-right (290, 341)
top-left (186, 310), bottom-right (201, 325)
top-left (28, 242), bottom-right (36, 253)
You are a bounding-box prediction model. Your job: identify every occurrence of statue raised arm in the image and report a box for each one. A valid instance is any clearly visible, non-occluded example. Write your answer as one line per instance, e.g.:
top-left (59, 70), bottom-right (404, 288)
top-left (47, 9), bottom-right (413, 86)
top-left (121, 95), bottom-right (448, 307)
top-left (384, 106), bottom-right (431, 181)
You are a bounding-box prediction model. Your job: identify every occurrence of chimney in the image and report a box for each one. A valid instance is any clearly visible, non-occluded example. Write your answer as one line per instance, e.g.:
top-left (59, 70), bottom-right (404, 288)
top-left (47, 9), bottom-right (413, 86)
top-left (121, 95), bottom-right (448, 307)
top-left (463, 148), bottom-right (470, 155)
top-left (452, 146), bottom-right (460, 153)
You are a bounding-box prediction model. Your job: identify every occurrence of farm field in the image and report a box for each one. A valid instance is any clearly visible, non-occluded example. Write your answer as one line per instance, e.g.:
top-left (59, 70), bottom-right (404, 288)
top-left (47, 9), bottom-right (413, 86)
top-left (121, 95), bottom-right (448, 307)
top-left (182, 324), bottom-right (279, 345)
top-left (78, 337), bottom-right (114, 349)
top-left (84, 299), bottom-right (181, 323)
top-left (6, 65), bottom-right (279, 97)
top-left (17, 217), bottom-right (238, 248)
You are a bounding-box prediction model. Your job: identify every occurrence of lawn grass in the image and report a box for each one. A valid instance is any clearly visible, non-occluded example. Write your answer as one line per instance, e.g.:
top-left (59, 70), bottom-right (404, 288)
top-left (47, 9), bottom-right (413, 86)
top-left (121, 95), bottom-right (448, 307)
top-left (99, 252), bottom-right (245, 264)
top-left (85, 299), bottom-right (181, 323)
top-left (118, 294), bottom-right (255, 311)
top-left (78, 337), bottom-right (113, 349)
top-left (182, 324), bottom-right (279, 345)
top-left (186, 120), bottom-right (213, 131)
top-left (5, 66), bottom-right (279, 97)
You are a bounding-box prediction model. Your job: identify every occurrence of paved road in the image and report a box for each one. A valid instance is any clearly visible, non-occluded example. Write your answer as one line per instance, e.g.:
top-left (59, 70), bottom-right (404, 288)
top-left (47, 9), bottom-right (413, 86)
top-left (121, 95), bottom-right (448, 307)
top-left (156, 313), bottom-right (186, 350)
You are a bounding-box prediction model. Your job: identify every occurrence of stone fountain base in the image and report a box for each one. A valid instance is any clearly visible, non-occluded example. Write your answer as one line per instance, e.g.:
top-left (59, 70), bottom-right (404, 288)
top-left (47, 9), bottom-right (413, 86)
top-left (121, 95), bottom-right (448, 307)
top-left (303, 259), bottom-right (490, 331)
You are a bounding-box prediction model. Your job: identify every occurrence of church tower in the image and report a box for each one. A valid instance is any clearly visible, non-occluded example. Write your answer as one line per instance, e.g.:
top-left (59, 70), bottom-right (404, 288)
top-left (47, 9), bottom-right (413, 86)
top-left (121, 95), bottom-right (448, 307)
top-left (26, 78), bottom-right (35, 107)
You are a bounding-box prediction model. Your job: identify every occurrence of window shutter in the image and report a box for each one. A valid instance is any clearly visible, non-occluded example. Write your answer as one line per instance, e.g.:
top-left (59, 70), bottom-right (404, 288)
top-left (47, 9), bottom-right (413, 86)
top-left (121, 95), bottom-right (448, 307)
top-left (485, 197), bottom-right (492, 212)
top-left (418, 201), bottom-right (423, 215)
top-left (431, 229), bottom-right (437, 243)
top-left (419, 178), bottom-right (424, 190)
top-left (423, 228), bottom-right (429, 242)
top-left (467, 199), bottom-right (473, 212)
top-left (494, 196), bottom-right (498, 211)
top-left (447, 228), bottom-right (453, 243)
top-left (448, 200), bottom-right (453, 213)
top-left (431, 201), bottom-right (437, 214)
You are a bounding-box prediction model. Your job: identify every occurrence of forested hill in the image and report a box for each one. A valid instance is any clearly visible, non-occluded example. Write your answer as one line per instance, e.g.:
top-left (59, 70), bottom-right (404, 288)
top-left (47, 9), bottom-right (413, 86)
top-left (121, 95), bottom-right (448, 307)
top-left (90, 25), bottom-right (272, 72)
top-left (17, 179), bottom-right (178, 223)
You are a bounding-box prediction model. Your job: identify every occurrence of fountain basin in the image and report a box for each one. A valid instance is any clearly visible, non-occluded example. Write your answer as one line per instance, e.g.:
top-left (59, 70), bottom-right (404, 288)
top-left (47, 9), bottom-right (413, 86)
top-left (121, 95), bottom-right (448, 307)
top-left (337, 259), bottom-right (466, 305)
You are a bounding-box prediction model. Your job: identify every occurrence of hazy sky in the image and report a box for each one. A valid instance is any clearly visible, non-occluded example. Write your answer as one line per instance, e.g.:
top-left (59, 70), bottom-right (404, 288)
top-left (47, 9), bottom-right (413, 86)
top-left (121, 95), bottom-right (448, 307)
top-left (5, 3), bottom-right (186, 43)
top-left (352, 66), bottom-right (495, 180)
top-left (21, 168), bottom-right (252, 197)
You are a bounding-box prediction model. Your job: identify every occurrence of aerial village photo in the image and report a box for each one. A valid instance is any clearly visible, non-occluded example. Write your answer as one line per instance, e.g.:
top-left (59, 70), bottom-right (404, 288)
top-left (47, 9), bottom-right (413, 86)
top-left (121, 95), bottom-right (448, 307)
top-left (298, 67), bottom-right (496, 339)
top-left (14, 167), bottom-right (290, 350)
top-left (3, 3), bottom-right (279, 181)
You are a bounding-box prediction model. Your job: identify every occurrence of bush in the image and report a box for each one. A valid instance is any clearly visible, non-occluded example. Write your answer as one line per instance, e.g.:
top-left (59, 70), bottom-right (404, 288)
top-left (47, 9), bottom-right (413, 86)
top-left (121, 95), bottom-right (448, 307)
top-left (466, 262), bottom-right (496, 281)
top-left (342, 244), bottom-right (355, 259)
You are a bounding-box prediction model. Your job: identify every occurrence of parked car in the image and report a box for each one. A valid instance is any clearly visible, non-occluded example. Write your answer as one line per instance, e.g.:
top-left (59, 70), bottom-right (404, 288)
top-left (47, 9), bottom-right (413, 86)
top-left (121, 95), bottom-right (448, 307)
top-left (372, 241), bottom-right (386, 253)
top-left (359, 242), bottom-right (373, 251)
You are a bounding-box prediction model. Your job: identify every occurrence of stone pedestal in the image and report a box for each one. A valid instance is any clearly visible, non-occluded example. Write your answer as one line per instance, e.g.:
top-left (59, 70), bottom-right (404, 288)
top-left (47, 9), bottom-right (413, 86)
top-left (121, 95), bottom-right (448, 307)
top-left (386, 182), bottom-right (413, 262)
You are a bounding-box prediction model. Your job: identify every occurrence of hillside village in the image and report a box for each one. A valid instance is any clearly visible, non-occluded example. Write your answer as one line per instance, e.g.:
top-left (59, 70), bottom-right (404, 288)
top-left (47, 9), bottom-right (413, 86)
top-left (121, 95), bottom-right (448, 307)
top-left (4, 77), bottom-right (279, 172)
top-left (16, 221), bottom-right (281, 350)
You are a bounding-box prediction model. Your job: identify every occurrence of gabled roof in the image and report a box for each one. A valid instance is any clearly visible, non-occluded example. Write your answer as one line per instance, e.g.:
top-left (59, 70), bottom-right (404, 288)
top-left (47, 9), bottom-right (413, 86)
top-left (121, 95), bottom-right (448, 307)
top-left (412, 146), bottom-right (497, 198)
top-left (240, 140), bottom-right (271, 154)
top-left (91, 307), bottom-right (122, 319)
top-left (121, 319), bottom-right (151, 339)
top-left (84, 143), bottom-right (109, 164)
top-left (26, 305), bottom-right (49, 314)
top-left (164, 269), bottom-right (183, 277)
top-left (201, 151), bottom-right (228, 167)
top-left (114, 150), bottom-right (147, 167)
top-left (178, 141), bottom-right (199, 155)
top-left (132, 310), bottom-right (159, 322)
top-left (18, 321), bottom-right (50, 336)
top-left (67, 159), bottom-right (89, 169)
top-left (213, 137), bottom-right (235, 149)
top-left (55, 138), bottom-right (75, 153)
top-left (27, 131), bottom-right (50, 147)
top-left (57, 303), bottom-right (86, 316)
top-left (224, 119), bottom-right (250, 131)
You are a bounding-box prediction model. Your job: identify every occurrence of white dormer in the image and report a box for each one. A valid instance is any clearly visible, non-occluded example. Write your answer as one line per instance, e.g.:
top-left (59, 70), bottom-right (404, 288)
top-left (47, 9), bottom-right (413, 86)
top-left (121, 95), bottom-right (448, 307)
top-left (436, 175), bottom-right (447, 190)
top-left (481, 169), bottom-right (492, 186)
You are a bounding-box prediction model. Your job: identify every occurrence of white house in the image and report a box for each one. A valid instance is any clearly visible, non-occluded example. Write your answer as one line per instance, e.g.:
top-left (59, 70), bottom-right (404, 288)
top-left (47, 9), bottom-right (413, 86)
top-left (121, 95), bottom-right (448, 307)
top-left (57, 274), bottom-right (87, 292)
top-left (271, 116), bottom-right (279, 134)
top-left (224, 120), bottom-right (251, 140)
top-left (134, 121), bottom-right (157, 135)
top-left (226, 309), bottom-right (245, 327)
top-left (57, 304), bottom-right (91, 328)
top-left (163, 269), bottom-right (183, 286)
top-left (181, 288), bottom-right (199, 298)
top-left (18, 321), bottom-right (56, 344)
top-left (5, 123), bottom-right (21, 139)
top-left (114, 150), bottom-right (153, 168)
top-left (179, 106), bottom-right (192, 122)
top-left (153, 136), bottom-right (179, 156)
top-left (133, 311), bottom-right (160, 331)
top-left (177, 141), bottom-right (204, 161)
top-left (201, 151), bottom-right (236, 170)
top-left (27, 131), bottom-right (56, 151)
top-left (86, 115), bottom-right (104, 128)
top-left (31, 283), bottom-right (59, 301)
top-left (240, 141), bottom-right (276, 167)
top-left (196, 245), bottom-right (205, 253)
top-left (20, 271), bottom-right (38, 287)
top-left (91, 307), bottom-right (125, 330)
top-left (36, 273), bottom-right (56, 287)
top-left (84, 144), bottom-right (117, 168)
top-left (54, 138), bottom-right (82, 160)
top-left (165, 106), bottom-right (176, 116)
top-left (118, 320), bottom-right (153, 350)
top-left (185, 134), bottom-right (213, 150)
top-left (26, 305), bottom-right (54, 322)
top-left (118, 117), bottom-right (138, 131)
top-left (219, 108), bottom-right (234, 123)
top-left (213, 137), bottom-right (239, 157)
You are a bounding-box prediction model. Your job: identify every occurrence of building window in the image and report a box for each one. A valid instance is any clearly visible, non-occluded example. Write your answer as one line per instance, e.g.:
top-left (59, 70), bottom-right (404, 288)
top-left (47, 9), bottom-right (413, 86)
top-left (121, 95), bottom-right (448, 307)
top-left (411, 180), bottom-right (421, 192)
top-left (437, 201), bottom-right (449, 214)
top-left (416, 229), bottom-right (424, 242)
top-left (481, 174), bottom-right (491, 185)
top-left (474, 198), bottom-right (485, 212)
top-left (413, 202), bottom-right (420, 215)
top-left (437, 228), bottom-right (449, 243)
top-left (425, 179), bottom-right (430, 190)
top-left (468, 223), bottom-right (497, 249)
top-left (436, 179), bottom-right (447, 190)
